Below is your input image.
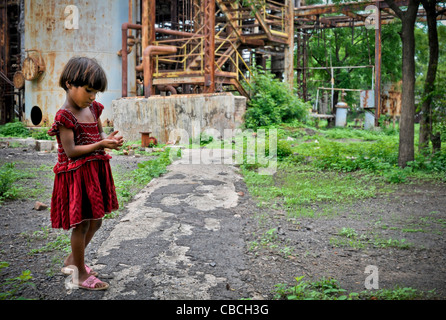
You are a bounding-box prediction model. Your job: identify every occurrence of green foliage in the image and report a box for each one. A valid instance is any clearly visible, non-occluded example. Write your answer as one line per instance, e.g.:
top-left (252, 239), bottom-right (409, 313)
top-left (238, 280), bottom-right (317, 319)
top-left (28, 234), bottom-right (71, 254)
top-left (0, 121), bottom-right (30, 138)
top-left (295, 135), bottom-right (399, 173)
top-left (31, 128), bottom-right (53, 140)
top-left (0, 262), bottom-right (35, 300)
top-left (276, 140), bottom-right (292, 159)
top-left (199, 132), bottom-right (214, 146)
top-left (243, 67), bottom-right (309, 130)
top-left (112, 148), bottom-right (175, 217)
top-left (134, 149), bottom-right (172, 184)
top-left (0, 163), bottom-right (25, 202)
top-left (415, 24), bottom-right (446, 143)
top-left (273, 276), bottom-right (353, 300)
top-left (273, 275), bottom-right (425, 300)
top-left (289, 127), bottom-right (446, 176)
top-left (242, 162), bottom-right (381, 216)
top-left (0, 121), bottom-right (53, 140)
top-left (241, 124), bottom-right (445, 222)
top-left (306, 22), bottom-right (402, 108)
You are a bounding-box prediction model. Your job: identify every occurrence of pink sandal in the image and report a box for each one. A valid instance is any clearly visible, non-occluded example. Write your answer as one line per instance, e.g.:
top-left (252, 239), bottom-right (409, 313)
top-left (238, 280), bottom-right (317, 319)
top-left (61, 264), bottom-right (99, 277)
top-left (72, 275), bottom-right (109, 291)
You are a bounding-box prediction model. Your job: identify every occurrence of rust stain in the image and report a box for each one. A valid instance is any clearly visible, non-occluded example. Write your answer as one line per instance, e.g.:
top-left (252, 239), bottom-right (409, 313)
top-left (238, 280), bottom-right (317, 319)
top-left (381, 91), bottom-right (401, 117)
top-left (361, 90), bottom-right (370, 109)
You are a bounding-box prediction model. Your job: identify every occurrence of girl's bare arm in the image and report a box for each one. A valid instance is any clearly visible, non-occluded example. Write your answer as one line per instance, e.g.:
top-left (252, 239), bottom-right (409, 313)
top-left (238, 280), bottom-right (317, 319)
top-left (59, 125), bottom-right (123, 159)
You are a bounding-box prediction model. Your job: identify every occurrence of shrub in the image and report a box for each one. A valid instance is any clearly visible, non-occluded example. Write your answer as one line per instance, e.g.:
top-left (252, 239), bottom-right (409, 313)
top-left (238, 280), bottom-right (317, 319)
top-left (31, 128), bottom-right (53, 140)
top-left (0, 163), bottom-right (23, 202)
top-left (0, 121), bottom-right (30, 138)
top-left (277, 140), bottom-right (292, 159)
top-left (243, 67), bottom-right (309, 130)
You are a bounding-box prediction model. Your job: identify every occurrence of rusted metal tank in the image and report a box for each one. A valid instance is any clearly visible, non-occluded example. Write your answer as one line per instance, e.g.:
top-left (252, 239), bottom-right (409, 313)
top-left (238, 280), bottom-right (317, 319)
top-left (23, 0), bottom-right (137, 127)
top-left (381, 90), bottom-right (402, 118)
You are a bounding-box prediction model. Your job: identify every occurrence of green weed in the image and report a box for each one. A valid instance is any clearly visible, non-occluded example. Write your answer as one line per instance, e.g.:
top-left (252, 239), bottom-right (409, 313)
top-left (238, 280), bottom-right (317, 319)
top-left (242, 163), bottom-right (384, 217)
top-left (0, 163), bottom-right (26, 203)
top-left (330, 227), bottom-right (413, 250)
top-left (273, 276), bottom-right (353, 300)
top-left (28, 233), bottom-right (71, 254)
top-left (0, 262), bottom-right (35, 300)
top-left (273, 275), bottom-right (428, 300)
top-left (0, 121), bottom-right (30, 138)
top-left (30, 127), bottom-right (53, 140)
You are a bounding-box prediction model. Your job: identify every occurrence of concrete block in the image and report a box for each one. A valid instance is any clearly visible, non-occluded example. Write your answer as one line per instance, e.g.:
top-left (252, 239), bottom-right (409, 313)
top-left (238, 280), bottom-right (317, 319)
top-left (112, 93), bottom-right (247, 145)
top-left (0, 137), bottom-right (36, 149)
top-left (36, 140), bottom-right (56, 152)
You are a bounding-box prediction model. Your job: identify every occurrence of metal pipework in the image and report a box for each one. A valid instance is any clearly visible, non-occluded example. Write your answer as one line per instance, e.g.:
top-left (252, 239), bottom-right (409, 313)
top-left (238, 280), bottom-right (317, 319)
top-left (135, 28), bottom-right (196, 72)
top-left (121, 21), bottom-right (196, 97)
top-left (156, 85), bottom-right (177, 95)
top-left (121, 23), bottom-right (142, 97)
top-left (143, 45), bottom-right (177, 98)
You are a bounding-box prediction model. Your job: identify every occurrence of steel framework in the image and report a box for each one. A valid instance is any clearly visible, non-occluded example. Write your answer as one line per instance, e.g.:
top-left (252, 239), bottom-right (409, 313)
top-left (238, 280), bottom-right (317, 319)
top-left (122, 0), bottom-right (445, 104)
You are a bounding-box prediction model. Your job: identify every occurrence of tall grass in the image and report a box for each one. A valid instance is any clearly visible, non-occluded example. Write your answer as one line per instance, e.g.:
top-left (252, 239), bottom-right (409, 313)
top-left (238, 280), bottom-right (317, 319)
top-left (241, 124), bottom-right (445, 217)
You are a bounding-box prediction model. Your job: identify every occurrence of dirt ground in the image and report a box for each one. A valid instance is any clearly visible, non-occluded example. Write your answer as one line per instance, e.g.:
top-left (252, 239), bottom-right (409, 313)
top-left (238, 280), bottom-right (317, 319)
top-left (0, 144), bottom-right (445, 300)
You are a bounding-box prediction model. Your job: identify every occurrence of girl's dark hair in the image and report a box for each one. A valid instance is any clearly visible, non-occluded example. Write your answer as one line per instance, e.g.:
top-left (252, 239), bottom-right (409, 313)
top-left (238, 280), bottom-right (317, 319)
top-left (59, 57), bottom-right (107, 92)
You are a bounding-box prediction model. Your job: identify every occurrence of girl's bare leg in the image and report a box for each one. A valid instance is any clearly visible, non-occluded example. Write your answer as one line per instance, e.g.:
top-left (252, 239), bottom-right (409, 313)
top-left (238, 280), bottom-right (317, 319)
top-left (64, 219), bottom-right (102, 268)
top-left (66, 220), bottom-right (106, 288)
top-left (69, 220), bottom-right (90, 284)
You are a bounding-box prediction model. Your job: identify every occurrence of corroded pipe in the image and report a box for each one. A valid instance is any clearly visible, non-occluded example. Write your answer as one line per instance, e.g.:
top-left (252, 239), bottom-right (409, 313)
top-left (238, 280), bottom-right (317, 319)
top-left (121, 23), bottom-right (142, 97)
top-left (135, 28), bottom-right (196, 72)
top-left (143, 45), bottom-right (177, 98)
top-left (156, 85), bottom-right (177, 95)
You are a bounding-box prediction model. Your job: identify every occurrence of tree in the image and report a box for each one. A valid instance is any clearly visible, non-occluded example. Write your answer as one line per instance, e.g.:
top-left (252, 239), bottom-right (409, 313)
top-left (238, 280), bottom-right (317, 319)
top-left (306, 19), bottom-right (401, 116)
top-left (384, 0), bottom-right (420, 167)
top-left (418, 0), bottom-right (440, 154)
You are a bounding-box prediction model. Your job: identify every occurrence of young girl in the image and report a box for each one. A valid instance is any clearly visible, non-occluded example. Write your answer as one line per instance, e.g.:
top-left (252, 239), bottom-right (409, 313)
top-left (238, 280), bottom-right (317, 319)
top-left (48, 57), bottom-right (123, 291)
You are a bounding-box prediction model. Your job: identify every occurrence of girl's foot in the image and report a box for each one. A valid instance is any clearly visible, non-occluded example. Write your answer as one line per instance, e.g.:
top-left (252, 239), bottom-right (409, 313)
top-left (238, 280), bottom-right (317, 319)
top-left (71, 275), bottom-right (109, 291)
top-left (61, 264), bottom-right (99, 277)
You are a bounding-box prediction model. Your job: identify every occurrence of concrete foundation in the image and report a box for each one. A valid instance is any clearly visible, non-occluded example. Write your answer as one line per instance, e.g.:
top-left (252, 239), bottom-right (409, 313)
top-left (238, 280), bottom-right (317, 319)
top-left (112, 93), bottom-right (246, 145)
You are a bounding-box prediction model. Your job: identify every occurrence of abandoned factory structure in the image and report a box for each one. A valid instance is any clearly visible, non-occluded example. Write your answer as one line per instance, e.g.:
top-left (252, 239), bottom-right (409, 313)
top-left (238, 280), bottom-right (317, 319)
top-left (0, 0), bottom-right (438, 141)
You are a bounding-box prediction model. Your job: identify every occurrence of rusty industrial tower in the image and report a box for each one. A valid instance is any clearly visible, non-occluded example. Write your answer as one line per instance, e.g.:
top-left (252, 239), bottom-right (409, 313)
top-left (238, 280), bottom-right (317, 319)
top-left (1, 0), bottom-right (443, 127)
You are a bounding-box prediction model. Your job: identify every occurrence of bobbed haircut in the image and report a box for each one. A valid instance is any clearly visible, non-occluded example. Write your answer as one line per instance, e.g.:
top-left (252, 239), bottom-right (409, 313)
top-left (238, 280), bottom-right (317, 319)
top-left (59, 57), bottom-right (107, 92)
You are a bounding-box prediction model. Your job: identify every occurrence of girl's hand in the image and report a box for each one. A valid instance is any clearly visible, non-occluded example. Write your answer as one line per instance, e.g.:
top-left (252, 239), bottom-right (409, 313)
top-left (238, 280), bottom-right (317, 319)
top-left (103, 131), bottom-right (124, 150)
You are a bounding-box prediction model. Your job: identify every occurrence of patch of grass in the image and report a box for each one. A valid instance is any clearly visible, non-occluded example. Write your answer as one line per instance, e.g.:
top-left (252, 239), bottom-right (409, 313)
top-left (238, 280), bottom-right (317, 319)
top-left (241, 122), bottom-right (445, 223)
top-left (242, 163), bottom-right (389, 218)
top-left (338, 227), bottom-right (358, 238)
top-left (0, 262), bottom-right (35, 300)
top-left (0, 162), bottom-right (29, 203)
top-left (273, 276), bottom-right (351, 300)
top-left (0, 121), bottom-right (30, 138)
top-left (273, 275), bottom-right (429, 300)
top-left (28, 232), bottom-right (71, 255)
top-left (0, 161), bottom-right (55, 203)
top-left (248, 226), bottom-right (298, 259)
top-left (329, 227), bottom-right (413, 250)
top-left (371, 236), bottom-right (412, 249)
top-left (30, 127), bottom-right (53, 140)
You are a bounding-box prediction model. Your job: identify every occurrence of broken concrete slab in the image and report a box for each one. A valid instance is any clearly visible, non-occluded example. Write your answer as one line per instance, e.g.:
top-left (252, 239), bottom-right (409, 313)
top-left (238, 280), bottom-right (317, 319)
top-left (112, 93), bottom-right (246, 144)
top-left (91, 149), bottom-right (254, 299)
top-left (36, 140), bottom-right (56, 152)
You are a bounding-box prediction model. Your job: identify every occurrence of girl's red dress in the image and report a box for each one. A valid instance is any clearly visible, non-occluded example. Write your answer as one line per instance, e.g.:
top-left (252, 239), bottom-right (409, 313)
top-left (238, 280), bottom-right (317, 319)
top-left (48, 101), bottom-right (119, 230)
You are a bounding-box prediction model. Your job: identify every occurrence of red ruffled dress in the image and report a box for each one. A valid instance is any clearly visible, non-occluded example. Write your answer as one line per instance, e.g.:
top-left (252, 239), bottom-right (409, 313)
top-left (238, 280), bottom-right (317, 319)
top-left (48, 101), bottom-right (119, 230)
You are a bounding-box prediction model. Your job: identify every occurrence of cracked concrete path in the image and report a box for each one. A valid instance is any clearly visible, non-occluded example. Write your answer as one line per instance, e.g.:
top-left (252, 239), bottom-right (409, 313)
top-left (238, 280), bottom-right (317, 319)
top-left (91, 149), bottom-right (256, 299)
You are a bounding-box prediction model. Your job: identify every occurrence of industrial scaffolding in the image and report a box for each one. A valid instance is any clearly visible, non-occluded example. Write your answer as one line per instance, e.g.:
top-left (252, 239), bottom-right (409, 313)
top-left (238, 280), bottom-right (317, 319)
top-left (2, 0), bottom-right (445, 125)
